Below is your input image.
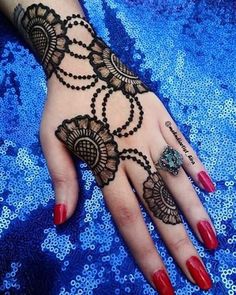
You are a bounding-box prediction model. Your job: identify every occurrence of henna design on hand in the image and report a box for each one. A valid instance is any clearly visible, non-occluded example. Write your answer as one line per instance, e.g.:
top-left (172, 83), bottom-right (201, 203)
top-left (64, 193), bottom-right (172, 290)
top-left (88, 37), bottom-right (147, 95)
top-left (15, 4), bottom-right (146, 139)
top-left (14, 4), bottom-right (69, 78)
top-left (55, 115), bottom-right (119, 187)
top-left (14, 4), bottom-right (181, 225)
top-left (14, 4), bottom-right (148, 95)
top-left (143, 173), bottom-right (182, 225)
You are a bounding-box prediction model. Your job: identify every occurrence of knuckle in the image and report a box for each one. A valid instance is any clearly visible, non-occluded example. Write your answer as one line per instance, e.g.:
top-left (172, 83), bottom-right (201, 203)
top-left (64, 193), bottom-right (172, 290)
top-left (140, 244), bottom-right (158, 260)
top-left (115, 204), bottom-right (140, 227)
top-left (51, 171), bottom-right (76, 188)
top-left (183, 159), bottom-right (192, 169)
top-left (169, 236), bottom-right (191, 252)
top-left (186, 199), bottom-right (202, 216)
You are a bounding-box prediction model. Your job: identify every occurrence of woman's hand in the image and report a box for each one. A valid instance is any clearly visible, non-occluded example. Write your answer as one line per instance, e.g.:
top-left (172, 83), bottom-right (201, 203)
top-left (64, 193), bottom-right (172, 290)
top-left (13, 3), bottom-right (218, 294)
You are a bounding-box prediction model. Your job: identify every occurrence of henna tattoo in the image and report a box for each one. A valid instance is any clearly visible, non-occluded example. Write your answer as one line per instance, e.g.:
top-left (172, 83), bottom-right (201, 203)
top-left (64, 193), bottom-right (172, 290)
top-left (119, 149), bottom-right (182, 225)
top-left (14, 5), bottom-right (148, 95)
top-left (14, 4), bottom-right (68, 78)
top-left (14, 4), bottom-right (147, 139)
top-left (15, 4), bottom-right (181, 225)
top-left (88, 37), bottom-right (147, 95)
top-left (55, 115), bottom-right (119, 187)
top-left (165, 121), bottom-right (195, 165)
top-left (143, 173), bottom-right (182, 225)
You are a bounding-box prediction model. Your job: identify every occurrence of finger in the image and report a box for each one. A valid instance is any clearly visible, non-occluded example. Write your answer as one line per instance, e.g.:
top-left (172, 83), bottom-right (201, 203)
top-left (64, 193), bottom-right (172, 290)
top-left (156, 103), bottom-right (215, 193)
top-left (103, 168), bottom-right (175, 295)
top-left (124, 146), bottom-right (212, 290)
top-left (40, 123), bottom-right (79, 225)
top-left (149, 132), bottom-right (218, 251)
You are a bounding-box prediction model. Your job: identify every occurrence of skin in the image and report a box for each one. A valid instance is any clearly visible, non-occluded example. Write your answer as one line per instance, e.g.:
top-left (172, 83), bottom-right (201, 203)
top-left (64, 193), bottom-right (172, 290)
top-left (0, 0), bottom-right (217, 292)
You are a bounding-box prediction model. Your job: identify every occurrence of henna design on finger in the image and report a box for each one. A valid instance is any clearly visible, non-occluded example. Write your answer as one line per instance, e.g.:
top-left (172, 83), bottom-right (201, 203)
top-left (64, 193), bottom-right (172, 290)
top-left (143, 173), bottom-right (182, 225)
top-left (119, 149), bottom-right (182, 225)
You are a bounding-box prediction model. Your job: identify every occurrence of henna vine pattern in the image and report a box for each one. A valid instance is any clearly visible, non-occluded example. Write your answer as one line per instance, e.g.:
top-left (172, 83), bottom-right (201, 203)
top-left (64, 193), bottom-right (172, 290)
top-left (14, 4), bottom-right (182, 225)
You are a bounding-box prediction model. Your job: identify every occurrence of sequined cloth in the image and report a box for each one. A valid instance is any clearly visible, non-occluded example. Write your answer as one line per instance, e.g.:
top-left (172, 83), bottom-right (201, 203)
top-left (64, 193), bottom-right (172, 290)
top-left (0, 0), bottom-right (235, 294)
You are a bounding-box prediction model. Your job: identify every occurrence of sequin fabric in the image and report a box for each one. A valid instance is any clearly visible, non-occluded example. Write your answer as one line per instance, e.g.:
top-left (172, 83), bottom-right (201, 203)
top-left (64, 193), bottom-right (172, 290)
top-left (0, 0), bottom-right (235, 294)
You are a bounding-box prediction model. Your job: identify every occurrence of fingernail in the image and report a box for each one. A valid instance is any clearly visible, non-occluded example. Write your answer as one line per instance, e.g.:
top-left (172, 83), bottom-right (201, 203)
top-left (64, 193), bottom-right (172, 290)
top-left (186, 256), bottom-right (212, 290)
top-left (198, 171), bottom-right (215, 192)
top-left (54, 204), bottom-right (67, 225)
top-left (152, 269), bottom-right (174, 295)
top-left (197, 220), bottom-right (218, 250)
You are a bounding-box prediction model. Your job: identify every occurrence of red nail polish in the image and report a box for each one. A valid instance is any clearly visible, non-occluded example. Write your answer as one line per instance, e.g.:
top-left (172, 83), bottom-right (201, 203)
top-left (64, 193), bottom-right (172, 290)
top-left (197, 220), bottom-right (218, 250)
top-left (186, 256), bottom-right (212, 290)
top-left (54, 204), bottom-right (67, 225)
top-left (152, 269), bottom-right (174, 295)
top-left (198, 171), bottom-right (215, 192)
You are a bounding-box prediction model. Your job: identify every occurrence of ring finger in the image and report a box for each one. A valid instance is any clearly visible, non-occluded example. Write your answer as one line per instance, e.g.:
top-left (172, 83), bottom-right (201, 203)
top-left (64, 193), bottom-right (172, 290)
top-left (124, 144), bottom-right (213, 290)
top-left (149, 127), bottom-right (218, 251)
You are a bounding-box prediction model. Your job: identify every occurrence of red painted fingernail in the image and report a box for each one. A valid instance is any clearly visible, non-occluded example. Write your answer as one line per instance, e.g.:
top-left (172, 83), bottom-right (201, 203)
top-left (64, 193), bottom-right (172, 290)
top-left (198, 171), bottom-right (215, 192)
top-left (152, 269), bottom-right (174, 295)
top-left (186, 256), bottom-right (212, 290)
top-left (197, 220), bottom-right (218, 250)
top-left (54, 204), bottom-right (67, 225)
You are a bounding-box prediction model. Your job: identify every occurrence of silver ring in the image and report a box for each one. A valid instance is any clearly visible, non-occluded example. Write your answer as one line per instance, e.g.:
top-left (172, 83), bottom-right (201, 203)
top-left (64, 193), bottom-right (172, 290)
top-left (155, 146), bottom-right (183, 176)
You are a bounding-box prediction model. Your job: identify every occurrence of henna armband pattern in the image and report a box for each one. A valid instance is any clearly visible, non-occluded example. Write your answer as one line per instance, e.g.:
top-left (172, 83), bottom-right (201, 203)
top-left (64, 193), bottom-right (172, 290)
top-left (14, 4), bottom-right (68, 78)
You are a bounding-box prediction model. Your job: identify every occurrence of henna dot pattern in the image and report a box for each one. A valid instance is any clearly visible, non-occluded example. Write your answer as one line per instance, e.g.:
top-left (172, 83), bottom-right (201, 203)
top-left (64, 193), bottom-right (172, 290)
top-left (15, 4), bottom-right (148, 139)
top-left (55, 115), bottom-right (120, 187)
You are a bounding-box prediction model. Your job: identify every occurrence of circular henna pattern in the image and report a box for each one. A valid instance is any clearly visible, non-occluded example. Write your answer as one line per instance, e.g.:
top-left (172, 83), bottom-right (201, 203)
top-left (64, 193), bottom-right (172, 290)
top-left (143, 172), bottom-right (182, 225)
top-left (88, 38), bottom-right (148, 95)
top-left (21, 3), bottom-right (68, 78)
top-left (55, 115), bottom-right (120, 187)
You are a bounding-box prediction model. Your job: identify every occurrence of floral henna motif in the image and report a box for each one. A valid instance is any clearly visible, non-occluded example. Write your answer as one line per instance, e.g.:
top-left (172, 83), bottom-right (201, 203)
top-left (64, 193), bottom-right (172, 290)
top-left (15, 4), bottom-right (68, 78)
top-left (120, 150), bottom-right (182, 225)
top-left (55, 115), bottom-right (120, 187)
top-left (88, 38), bottom-right (148, 95)
top-left (143, 173), bottom-right (182, 225)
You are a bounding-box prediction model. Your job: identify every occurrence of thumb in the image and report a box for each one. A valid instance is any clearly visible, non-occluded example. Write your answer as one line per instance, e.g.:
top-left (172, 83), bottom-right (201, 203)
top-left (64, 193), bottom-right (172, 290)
top-left (40, 125), bottom-right (79, 225)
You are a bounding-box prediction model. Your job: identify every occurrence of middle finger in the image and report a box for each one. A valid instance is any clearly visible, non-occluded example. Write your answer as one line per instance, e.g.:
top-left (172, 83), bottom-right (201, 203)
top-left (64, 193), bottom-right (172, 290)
top-left (123, 144), bottom-right (212, 290)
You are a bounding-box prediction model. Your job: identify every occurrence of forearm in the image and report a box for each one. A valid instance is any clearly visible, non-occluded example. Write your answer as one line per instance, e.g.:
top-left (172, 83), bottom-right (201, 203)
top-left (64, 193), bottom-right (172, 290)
top-left (0, 0), bottom-right (85, 24)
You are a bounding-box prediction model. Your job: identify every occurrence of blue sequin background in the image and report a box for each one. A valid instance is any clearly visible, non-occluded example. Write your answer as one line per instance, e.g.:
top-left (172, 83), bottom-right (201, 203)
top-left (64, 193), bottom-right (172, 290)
top-left (0, 0), bottom-right (235, 294)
